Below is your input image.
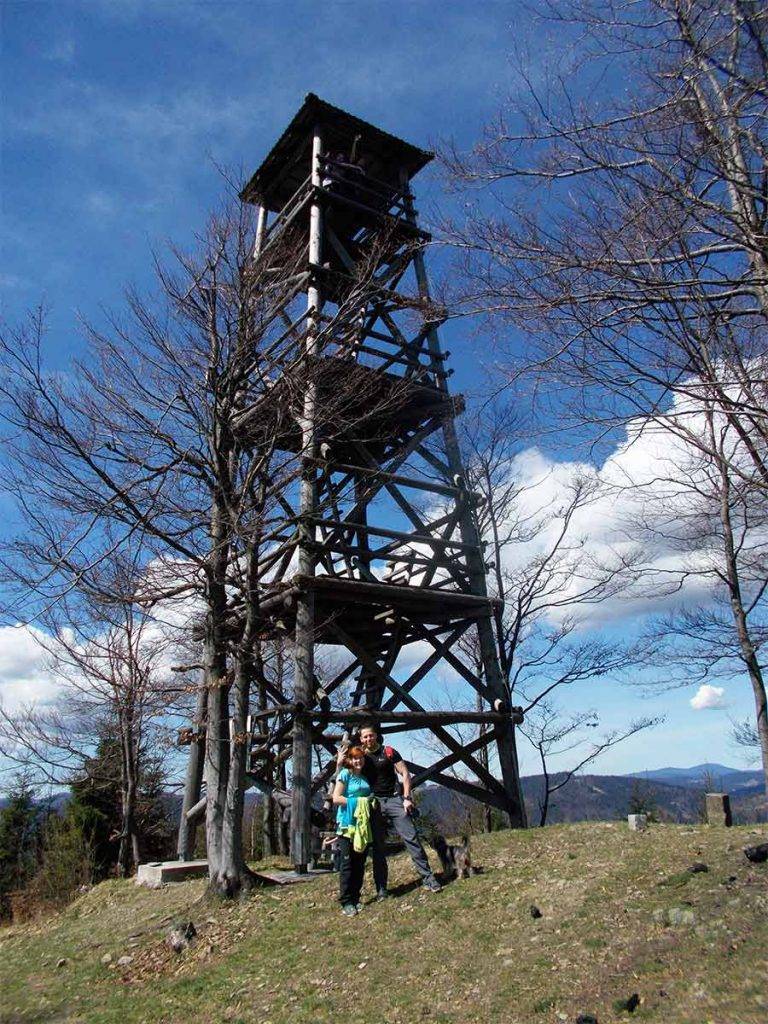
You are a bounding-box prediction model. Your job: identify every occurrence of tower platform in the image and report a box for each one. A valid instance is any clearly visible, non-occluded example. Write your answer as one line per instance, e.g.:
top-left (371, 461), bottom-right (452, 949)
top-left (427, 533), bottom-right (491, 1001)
top-left (259, 574), bottom-right (497, 645)
top-left (233, 355), bottom-right (457, 456)
top-left (241, 93), bottom-right (432, 212)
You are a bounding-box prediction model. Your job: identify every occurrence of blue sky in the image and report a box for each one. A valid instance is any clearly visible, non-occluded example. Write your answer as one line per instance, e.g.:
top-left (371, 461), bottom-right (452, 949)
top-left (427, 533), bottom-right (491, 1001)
top-left (0, 0), bottom-right (759, 779)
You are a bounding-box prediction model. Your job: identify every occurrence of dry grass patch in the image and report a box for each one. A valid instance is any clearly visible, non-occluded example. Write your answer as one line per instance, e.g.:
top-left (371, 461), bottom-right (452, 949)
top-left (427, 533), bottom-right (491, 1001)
top-left (1, 823), bottom-right (766, 1024)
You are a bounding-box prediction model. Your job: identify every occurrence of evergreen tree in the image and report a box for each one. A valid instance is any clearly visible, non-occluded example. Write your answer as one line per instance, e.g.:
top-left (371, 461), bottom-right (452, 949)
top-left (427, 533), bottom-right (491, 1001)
top-left (67, 728), bottom-right (171, 878)
top-left (0, 775), bottom-right (42, 918)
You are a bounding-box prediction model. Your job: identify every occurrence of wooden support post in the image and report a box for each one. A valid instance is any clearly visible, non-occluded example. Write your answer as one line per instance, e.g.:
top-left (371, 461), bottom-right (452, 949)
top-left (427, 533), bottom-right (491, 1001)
top-left (253, 203), bottom-right (268, 260)
top-left (290, 123), bottom-right (324, 873)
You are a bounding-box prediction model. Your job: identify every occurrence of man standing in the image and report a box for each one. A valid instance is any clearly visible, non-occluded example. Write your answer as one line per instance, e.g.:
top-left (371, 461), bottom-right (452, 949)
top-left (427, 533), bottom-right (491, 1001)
top-left (342, 722), bottom-right (441, 897)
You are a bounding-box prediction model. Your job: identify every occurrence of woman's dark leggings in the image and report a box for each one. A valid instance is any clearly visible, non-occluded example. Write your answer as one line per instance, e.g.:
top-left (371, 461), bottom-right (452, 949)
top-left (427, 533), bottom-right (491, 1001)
top-left (338, 835), bottom-right (368, 905)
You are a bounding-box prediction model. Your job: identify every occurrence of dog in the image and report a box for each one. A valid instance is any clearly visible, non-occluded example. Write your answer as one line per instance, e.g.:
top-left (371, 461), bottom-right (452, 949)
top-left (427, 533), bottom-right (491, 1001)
top-left (431, 834), bottom-right (473, 879)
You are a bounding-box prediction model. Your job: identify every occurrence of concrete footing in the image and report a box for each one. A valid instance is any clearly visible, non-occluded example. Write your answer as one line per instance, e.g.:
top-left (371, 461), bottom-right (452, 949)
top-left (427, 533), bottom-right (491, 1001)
top-left (627, 814), bottom-right (648, 831)
top-left (705, 792), bottom-right (732, 827)
top-left (136, 860), bottom-right (208, 888)
top-left (135, 860), bottom-right (333, 888)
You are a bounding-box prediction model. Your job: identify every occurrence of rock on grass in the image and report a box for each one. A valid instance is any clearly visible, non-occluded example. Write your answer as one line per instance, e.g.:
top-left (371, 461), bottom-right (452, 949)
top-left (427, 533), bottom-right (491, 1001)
top-left (166, 921), bottom-right (197, 953)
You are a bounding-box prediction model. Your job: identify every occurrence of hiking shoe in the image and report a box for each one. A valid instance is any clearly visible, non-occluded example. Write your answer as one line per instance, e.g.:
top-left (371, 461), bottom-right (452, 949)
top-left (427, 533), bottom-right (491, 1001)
top-left (355, 903), bottom-right (363, 913)
top-left (423, 877), bottom-right (442, 893)
top-left (375, 888), bottom-right (390, 901)
top-left (341, 904), bottom-right (357, 917)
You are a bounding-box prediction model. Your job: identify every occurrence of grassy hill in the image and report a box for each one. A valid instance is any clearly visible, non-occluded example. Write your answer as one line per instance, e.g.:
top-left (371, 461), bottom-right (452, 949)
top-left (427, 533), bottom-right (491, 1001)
top-left (1, 822), bottom-right (766, 1024)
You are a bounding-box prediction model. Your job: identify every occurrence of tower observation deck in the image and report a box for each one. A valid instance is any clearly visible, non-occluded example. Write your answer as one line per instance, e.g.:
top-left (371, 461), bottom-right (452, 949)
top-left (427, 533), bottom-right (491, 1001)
top-left (178, 95), bottom-right (527, 870)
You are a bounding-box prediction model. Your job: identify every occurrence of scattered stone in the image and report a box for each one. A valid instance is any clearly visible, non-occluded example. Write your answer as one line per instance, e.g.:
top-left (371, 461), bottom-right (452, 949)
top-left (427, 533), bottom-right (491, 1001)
top-left (687, 862), bottom-right (709, 874)
top-left (530, 904), bottom-right (543, 919)
top-left (55, 958), bottom-right (67, 969)
top-left (116, 955), bottom-right (133, 967)
top-left (654, 907), bottom-right (695, 926)
top-left (667, 907), bottom-right (696, 926)
top-left (100, 953), bottom-right (112, 965)
top-left (627, 814), bottom-right (647, 832)
top-left (575, 1016), bottom-right (598, 1024)
top-left (744, 843), bottom-right (768, 864)
top-left (613, 993), bottom-right (640, 1013)
top-left (166, 920), bottom-right (197, 953)
top-left (705, 792), bottom-right (732, 827)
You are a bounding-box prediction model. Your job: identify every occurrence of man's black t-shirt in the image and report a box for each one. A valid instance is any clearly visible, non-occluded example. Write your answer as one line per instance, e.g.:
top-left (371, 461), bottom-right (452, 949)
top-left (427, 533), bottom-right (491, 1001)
top-left (362, 745), bottom-right (402, 797)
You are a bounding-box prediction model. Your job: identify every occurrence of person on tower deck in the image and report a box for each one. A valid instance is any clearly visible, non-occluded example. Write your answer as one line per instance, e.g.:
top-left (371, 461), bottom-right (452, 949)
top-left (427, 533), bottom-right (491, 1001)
top-left (337, 722), bottom-right (441, 898)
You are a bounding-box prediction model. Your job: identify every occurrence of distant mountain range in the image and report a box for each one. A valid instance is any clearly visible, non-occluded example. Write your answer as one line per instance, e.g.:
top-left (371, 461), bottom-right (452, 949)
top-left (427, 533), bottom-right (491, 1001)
top-left (417, 763), bottom-right (766, 828)
top-left (3, 763), bottom-right (765, 826)
top-left (627, 762), bottom-right (765, 794)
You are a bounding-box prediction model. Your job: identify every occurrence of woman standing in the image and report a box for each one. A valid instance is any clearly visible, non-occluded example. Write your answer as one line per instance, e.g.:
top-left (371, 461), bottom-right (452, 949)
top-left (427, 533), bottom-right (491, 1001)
top-left (332, 745), bottom-right (373, 916)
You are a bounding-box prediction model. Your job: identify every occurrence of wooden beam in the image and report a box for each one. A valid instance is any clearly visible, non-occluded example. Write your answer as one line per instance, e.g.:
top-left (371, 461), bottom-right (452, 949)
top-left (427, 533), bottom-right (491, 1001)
top-left (305, 709), bottom-right (521, 726)
top-left (309, 512), bottom-right (479, 552)
top-left (409, 730), bottom-right (500, 786)
top-left (330, 623), bottom-right (507, 798)
top-left (404, 762), bottom-right (510, 812)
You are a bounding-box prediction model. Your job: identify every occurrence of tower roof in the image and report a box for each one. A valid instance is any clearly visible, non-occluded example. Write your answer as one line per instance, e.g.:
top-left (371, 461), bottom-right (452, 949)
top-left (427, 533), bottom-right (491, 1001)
top-left (240, 93), bottom-right (433, 211)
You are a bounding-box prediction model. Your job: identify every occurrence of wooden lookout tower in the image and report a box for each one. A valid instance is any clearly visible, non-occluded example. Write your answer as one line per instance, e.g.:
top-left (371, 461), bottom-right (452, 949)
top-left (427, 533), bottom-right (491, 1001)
top-left (179, 95), bottom-right (527, 871)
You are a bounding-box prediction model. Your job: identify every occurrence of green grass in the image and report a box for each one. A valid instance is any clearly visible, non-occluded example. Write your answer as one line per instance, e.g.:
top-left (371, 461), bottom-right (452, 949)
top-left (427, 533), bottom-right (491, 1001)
top-left (1, 822), bottom-right (767, 1024)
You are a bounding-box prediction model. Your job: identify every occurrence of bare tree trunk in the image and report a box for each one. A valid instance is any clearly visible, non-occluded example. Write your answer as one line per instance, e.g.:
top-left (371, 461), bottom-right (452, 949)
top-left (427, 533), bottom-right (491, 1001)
top-left (711, 413), bottom-right (768, 798)
top-left (537, 744), bottom-right (550, 828)
top-left (177, 681), bottom-right (207, 861)
top-left (118, 777), bottom-right (139, 877)
top-left (203, 532), bottom-right (232, 891)
top-left (262, 793), bottom-right (275, 858)
top-left (216, 652), bottom-right (252, 894)
top-left (253, 646), bottom-right (274, 858)
top-left (118, 711), bottom-right (140, 877)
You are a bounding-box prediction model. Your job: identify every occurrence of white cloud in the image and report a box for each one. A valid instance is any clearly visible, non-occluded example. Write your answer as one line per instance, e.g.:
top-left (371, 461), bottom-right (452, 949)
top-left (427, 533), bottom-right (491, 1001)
top-left (0, 624), bottom-right (60, 711)
top-left (690, 684), bottom-right (728, 711)
top-left (481, 387), bottom-right (763, 628)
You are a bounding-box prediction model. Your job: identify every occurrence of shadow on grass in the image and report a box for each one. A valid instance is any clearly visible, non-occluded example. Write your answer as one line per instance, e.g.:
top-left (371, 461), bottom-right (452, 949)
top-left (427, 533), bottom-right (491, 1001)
top-left (375, 878), bottom-right (423, 900)
top-left (437, 865), bottom-right (486, 888)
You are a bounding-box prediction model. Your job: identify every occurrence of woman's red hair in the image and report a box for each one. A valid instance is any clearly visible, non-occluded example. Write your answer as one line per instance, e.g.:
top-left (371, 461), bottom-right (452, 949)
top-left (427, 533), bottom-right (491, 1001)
top-left (344, 745), bottom-right (365, 766)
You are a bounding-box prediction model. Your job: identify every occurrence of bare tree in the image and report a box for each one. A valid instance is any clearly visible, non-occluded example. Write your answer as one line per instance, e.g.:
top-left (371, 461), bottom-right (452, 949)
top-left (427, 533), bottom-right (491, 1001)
top-left (732, 717), bottom-right (761, 760)
top-left (0, 570), bottom-right (172, 875)
top-left (440, 0), bottom-right (768, 796)
top-left (631, 403), bottom-right (768, 792)
top-left (0, 185), bottom-right (426, 892)
top-left (520, 701), bottom-right (660, 826)
top-left (0, 200), bottom-right (305, 895)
